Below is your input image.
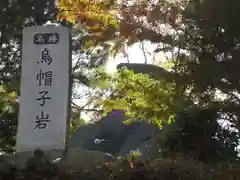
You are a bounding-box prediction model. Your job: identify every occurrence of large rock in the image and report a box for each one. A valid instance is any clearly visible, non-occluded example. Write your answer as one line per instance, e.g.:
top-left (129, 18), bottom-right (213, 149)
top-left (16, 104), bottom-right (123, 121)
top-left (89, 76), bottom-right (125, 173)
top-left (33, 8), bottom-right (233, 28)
top-left (118, 121), bottom-right (158, 157)
top-left (68, 110), bottom-right (160, 157)
top-left (68, 110), bottom-right (134, 156)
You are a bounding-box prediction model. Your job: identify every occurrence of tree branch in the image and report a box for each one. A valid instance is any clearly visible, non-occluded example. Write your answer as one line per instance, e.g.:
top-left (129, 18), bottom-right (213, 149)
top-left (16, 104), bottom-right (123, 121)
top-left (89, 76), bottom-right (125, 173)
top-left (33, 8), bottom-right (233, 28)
top-left (71, 101), bottom-right (103, 112)
top-left (140, 41), bottom-right (148, 64)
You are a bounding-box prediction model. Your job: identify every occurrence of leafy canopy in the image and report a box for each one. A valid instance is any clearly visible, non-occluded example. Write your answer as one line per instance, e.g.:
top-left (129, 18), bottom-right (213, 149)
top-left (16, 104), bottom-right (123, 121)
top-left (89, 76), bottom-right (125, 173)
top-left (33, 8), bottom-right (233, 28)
top-left (57, 0), bottom-right (118, 27)
top-left (58, 0), bottom-right (240, 131)
top-left (0, 85), bottom-right (18, 153)
top-left (56, 0), bottom-right (183, 53)
top-left (158, 108), bottom-right (239, 163)
top-left (91, 67), bottom-right (191, 128)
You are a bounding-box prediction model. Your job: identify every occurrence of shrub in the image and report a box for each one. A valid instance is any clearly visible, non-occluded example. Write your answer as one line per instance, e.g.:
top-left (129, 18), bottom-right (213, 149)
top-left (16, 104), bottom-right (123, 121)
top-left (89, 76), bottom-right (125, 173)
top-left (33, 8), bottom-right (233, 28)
top-left (0, 151), bottom-right (240, 180)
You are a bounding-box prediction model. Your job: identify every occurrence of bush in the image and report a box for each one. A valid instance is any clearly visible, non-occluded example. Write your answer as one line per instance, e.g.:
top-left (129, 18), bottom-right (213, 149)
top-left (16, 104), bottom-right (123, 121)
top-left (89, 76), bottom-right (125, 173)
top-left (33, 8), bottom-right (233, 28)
top-left (0, 150), bottom-right (240, 180)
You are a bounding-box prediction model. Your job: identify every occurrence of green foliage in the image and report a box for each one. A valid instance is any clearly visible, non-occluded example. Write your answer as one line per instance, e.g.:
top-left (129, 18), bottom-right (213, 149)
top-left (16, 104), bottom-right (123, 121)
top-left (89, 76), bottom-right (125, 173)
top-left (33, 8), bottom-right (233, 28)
top-left (59, 0), bottom-right (240, 133)
top-left (1, 152), bottom-right (240, 180)
top-left (157, 108), bottom-right (239, 163)
top-left (92, 67), bottom-right (191, 128)
top-left (0, 85), bottom-right (18, 153)
top-left (89, 67), bottom-right (112, 88)
top-left (125, 150), bottom-right (142, 162)
top-left (56, 0), bottom-right (240, 130)
top-left (65, 0), bottom-right (240, 163)
top-left (169, 0), bottom-right (240, 131)
top-left (90, 66), bottom-right (240, 163)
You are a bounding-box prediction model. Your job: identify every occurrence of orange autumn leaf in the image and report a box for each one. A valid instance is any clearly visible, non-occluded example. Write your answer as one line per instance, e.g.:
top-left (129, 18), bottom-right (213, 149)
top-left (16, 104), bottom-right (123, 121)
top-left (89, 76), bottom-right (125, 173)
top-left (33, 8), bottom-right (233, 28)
top-left (56, 0), bottom-right (119, 29)
top-left (130, 161), bottom-right (134, 168)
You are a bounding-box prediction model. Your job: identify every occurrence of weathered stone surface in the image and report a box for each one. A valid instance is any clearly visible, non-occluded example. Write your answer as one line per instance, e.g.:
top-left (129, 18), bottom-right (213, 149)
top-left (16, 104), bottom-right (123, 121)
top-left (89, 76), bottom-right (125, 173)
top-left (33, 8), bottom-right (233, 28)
top-left (68, 110), bottom-right (159, 157)
top-left (68, 110), bottom-right (134, 155)
top-left (118, 122), bottom-right (158, 157)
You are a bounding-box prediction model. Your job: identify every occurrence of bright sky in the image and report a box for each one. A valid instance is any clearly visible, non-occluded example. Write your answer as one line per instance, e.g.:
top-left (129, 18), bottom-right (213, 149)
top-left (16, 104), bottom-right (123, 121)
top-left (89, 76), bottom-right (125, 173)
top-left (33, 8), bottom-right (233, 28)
top-left (104, 41), bottom-right (166, 74)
